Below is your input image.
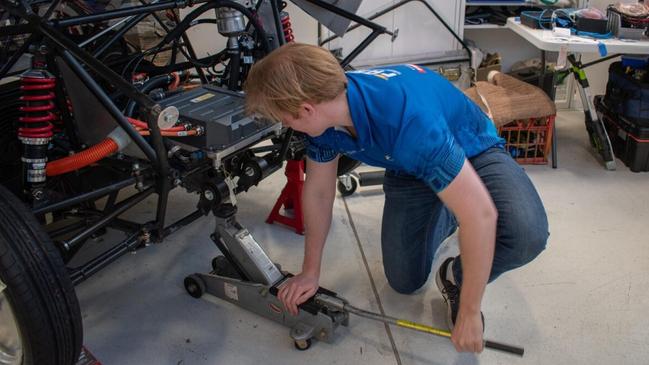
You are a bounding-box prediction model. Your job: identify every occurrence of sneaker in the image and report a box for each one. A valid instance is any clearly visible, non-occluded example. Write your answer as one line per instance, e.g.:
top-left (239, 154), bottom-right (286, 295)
top-left (435, 257), bottom-right (461, 329)
top-left (435, 257), bottom-right (485, 331)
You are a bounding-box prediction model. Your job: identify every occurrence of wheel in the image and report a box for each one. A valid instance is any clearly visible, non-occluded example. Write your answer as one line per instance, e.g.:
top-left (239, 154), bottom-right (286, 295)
top-left (337, 177), bottom-right (358, 197)
top-left (294, 338), bottom-right (312, 351)
top-left (211, 256), bottom-right (242, 279)
top-left (0, 184), bottom-right (83, 365)
top-left (184, 274), bottom-right (205, 298)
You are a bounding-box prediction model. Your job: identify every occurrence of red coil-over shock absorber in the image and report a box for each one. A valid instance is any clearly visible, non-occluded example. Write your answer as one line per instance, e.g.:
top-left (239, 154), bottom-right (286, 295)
top-left (280, 11), bottom-right (295, 43)
top-left (19, 70), bottom-right (57, 139)
top-left (18, 67), bottom-right (58, 200)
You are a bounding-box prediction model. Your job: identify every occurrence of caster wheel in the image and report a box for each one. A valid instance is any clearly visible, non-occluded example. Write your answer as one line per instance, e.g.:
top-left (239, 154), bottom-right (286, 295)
top-left (294, 338), bottom-right (312, 351)
top-left (337, 177), bottom-right (358, 197)
top-left (184, 274), bottom-right (205, 298)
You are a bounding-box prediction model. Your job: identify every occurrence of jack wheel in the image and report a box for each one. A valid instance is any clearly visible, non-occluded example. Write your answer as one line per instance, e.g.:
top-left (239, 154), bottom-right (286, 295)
top-left (184, 274), bottom-right (205, 298)
top-left (294, 338), bottom-right (312, 351)
top-left (211, 256), bottom-right (242, 279)
top-left (337, 177), bottom-right (357, 197)
top-left (211, 255), bottom-right (226, 272)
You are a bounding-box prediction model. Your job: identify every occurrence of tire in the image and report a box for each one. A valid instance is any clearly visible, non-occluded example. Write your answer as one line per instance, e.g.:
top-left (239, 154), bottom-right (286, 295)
top-left (0, 184), bottom-right (83, 365)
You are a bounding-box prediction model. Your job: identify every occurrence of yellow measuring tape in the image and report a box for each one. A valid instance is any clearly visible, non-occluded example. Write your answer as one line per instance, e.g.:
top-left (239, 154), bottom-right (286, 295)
top-left (395, 320), bottom-right (452, 338)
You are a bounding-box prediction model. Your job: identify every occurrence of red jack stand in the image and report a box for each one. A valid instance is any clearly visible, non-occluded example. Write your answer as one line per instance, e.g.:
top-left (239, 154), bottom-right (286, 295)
top-left (266, 160), bottom-right (305, 235)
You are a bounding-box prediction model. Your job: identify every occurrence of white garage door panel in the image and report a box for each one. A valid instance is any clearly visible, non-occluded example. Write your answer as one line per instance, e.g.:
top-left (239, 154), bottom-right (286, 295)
top-left (325, 0), bottom-right (395, 65)
top-left (392, 1), bottom-right (462, 62)
top-left (326, 0), bottom-right (465, 67)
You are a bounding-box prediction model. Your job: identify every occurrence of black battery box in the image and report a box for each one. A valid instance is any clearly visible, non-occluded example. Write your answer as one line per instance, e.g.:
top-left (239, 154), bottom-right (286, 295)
top-left (158, 85), bottom-right (277, 151)
top-left (595, 95), bottom-right (649, 172)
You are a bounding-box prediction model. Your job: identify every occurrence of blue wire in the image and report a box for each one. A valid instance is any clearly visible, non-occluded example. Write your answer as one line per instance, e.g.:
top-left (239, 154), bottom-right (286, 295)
top-left (572, 29), bottom-right (613, 39)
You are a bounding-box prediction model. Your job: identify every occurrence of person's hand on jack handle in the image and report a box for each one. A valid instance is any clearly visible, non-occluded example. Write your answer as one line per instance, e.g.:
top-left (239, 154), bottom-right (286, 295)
top-left (452, 308), bottom-right (485, 353)
top-left (277, 271), bottom-right (319, 316)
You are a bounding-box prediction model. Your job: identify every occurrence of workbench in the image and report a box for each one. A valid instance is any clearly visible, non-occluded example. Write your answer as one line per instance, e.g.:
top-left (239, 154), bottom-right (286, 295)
top-left (506, 17), bottom-right (649, 169)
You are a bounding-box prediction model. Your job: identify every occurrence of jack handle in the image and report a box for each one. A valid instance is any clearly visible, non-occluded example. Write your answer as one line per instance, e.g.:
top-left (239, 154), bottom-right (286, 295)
top-left (315, 294), bottom-right (524, 357)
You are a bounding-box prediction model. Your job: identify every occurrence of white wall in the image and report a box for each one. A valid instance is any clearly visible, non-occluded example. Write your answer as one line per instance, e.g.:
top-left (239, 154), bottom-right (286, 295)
top-left (284, 2), bottom-right (318, 44)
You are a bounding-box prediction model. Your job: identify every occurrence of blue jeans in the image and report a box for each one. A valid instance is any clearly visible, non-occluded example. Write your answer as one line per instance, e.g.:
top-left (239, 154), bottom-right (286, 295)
top-left (381, 147), bottom-right (549, 294)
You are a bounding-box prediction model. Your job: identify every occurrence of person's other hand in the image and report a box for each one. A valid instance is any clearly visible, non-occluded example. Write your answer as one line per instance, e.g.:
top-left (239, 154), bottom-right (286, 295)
top-left (451, 309), bottom-right (484, 353)
top-left (277, 272), bottom-right (319, 316)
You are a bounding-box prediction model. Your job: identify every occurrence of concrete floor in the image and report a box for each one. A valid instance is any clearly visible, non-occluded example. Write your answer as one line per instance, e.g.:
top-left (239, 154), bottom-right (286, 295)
top-left (75, 110), bottom-right (649, 364)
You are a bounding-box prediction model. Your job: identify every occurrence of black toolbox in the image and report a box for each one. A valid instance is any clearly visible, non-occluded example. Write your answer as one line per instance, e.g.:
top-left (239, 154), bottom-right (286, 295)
top-left (595, 96), bottom-right (649, 172)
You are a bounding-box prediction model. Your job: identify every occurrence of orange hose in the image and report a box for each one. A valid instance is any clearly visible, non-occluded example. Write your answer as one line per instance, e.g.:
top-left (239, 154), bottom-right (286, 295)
top-left (127, 117), bottom-right (186, 132)
top-left (182, 83), bottom-right (201, 90)
top-left (46, 138), bottom-right (119, 176)
top-left (127, 117), bottom-right (148, 129)
top-left (170, 72), bottom-right (180, 90)
top-left (138, 129), bottom-right (198, 137)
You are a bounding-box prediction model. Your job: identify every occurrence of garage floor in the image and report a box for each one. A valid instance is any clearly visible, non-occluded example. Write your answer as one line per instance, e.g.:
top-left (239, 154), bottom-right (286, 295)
top-left (75, 110), bottom-right (649, 365)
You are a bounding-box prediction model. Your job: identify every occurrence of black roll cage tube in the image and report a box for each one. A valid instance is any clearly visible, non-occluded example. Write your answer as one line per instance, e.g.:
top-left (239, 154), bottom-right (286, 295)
top-left (0, 0), bottom-right (392, 284)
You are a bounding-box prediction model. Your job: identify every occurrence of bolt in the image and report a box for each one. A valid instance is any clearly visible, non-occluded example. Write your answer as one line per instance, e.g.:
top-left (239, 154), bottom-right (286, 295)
top-left (132, 163), bottom-right (140, 171)
top-left (136, 182), bottom-right (144, 190)
top-left (204, 190), bottom-right (215, 201)
top-left (245, 166), bottom-right (255, 177)
top-left (38, 44), bottom-right (48, 55)
top-left (174, 178), bottom-right (182, 186)
top-left (318, 330), bottom-right (327, 340)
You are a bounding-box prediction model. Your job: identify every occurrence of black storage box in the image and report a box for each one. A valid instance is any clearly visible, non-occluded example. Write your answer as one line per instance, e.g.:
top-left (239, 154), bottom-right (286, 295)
top-left (575, 15), bottom-right (609, 34)
top-left (595, 96), bottom-right (649, 172)
top-left (509, 67), bottom-right (557, 99)
top-left (520, 11), bottom-right (553, 29)
top-left (605, 61), bottom-right (649, 126)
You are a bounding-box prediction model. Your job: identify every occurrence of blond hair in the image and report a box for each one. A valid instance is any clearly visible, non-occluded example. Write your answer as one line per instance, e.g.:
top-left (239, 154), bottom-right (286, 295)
top-left (243, 42), bottom-right (347, 123)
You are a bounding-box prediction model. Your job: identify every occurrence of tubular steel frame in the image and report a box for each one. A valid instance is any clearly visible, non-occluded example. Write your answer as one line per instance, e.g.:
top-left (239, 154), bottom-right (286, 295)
top-left (0, 0), bottom-right (390, 284)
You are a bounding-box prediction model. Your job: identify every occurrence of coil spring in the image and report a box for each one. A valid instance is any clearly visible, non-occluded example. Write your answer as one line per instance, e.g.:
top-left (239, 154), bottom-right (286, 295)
top-left (18, 70), bottom-right (57, 140)
top-left (280, 11), bottom-right (295, 43)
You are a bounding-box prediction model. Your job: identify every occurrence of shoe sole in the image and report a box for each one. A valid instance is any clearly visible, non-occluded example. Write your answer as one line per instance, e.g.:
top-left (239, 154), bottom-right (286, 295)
top-left (435, 262), bottom-right (455, 331)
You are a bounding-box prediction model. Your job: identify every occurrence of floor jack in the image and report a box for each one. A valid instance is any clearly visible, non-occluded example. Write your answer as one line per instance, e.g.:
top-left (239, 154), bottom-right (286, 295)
top-left (183, 204), bottom-right (524, 356)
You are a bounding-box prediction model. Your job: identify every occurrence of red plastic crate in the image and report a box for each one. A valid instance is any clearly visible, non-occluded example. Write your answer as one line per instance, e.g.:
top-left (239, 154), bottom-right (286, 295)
top-left (498, 115), bottom-right (555, 164)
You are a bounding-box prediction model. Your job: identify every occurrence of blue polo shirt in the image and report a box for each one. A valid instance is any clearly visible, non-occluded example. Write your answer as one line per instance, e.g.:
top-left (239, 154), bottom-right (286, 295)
top-left (306, 64), bottom-right (505, 192)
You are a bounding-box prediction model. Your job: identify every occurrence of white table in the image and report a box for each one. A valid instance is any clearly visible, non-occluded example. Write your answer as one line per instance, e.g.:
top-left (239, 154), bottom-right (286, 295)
top-left (507, 17), bottom-right (649, 55)
top-left (506, 18), bottom-right (649, 170)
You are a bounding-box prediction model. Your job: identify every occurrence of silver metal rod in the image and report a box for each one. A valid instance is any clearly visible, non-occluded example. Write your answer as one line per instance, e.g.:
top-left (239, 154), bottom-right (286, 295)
top-left (79, 0), bottom-right (160, 47)
top-left (79, 17), bottom-right (131, 47)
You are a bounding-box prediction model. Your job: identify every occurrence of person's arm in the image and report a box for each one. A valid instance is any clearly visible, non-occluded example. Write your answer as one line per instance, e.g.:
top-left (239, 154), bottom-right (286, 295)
top-left (437, 159), bottom-right (497, 353)
top-left (277, 155), bottom-right (339, 315)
